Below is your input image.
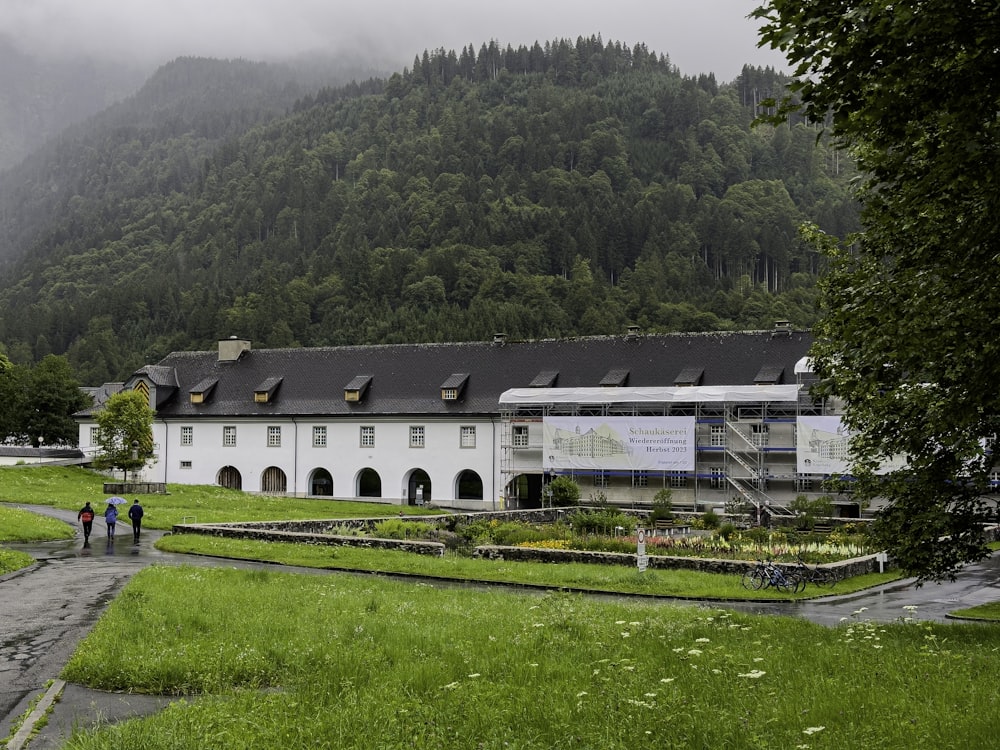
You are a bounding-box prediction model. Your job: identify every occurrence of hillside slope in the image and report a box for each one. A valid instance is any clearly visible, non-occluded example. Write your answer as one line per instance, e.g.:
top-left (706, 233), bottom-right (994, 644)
top-left (0, 38), bottom-right (857, 384)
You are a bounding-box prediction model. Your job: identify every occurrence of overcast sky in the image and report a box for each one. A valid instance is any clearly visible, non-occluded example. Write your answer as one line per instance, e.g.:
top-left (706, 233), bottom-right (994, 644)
top-left (2, 0), bottom-right (787, 82)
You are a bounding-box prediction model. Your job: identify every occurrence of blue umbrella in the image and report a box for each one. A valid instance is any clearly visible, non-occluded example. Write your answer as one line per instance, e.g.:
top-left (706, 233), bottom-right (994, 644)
top-left (106, 496), bottom-right (128, 505)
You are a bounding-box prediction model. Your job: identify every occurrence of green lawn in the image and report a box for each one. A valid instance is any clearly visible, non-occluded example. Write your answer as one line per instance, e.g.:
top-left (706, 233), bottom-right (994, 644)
top-left (157, 533), bottom-right (901, 601)
top-left (58, 565), bottom-right (1000, 749)
top-left (950, 602), bottom-right (1000, 621)
top-left (0, 465), bottom-right (439, 529)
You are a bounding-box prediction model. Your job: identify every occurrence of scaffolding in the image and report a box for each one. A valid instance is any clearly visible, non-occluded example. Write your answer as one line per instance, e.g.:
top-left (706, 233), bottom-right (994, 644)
top-left (499, 384), bottom-right (829, 513)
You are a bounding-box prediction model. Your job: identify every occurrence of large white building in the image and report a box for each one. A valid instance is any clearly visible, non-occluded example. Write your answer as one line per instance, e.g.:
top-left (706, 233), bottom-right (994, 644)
top-left (77, 328), bottom-right (860, 515)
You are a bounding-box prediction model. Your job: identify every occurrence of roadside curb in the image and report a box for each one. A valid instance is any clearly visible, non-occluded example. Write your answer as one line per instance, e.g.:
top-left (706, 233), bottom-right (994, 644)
top-left (8, 680), bottom-right (64, 750)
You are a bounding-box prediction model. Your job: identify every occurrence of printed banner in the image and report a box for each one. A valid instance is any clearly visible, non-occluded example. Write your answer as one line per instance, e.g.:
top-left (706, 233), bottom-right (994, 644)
top-left (796, 416), bottom-right (907, 475)
top-left (542, 417), bottom-right (695, 471)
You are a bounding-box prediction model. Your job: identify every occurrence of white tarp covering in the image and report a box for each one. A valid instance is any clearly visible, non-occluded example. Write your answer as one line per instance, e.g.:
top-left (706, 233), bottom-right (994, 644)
top-left (543, 416), bottom-right (696, 471)
top-left (500, 385), bottom-right (802, 405)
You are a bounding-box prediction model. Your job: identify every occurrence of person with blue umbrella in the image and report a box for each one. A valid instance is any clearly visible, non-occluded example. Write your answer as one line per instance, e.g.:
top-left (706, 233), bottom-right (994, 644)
top-left (104, 496), bottom-right (126, 540)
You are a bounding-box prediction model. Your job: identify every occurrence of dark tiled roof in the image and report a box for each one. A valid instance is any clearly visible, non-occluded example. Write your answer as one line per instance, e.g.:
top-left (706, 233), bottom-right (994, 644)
top-left (93, 331), bottom-right (814, 419)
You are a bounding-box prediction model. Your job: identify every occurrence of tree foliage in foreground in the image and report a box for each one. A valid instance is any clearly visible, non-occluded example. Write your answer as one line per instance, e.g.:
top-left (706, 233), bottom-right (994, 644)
top-left (755, 1), bottom-right (1000, 579)
top-left (0, 352), bottom-right (88, 446)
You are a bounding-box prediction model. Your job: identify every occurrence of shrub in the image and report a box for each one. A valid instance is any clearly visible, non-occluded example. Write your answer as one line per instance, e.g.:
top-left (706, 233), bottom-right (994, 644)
top-left (372, 519), bottom-right (435, 540)
top-left (650, 489), bottom-right (674, 523)
top-left (569, 508), bottom-right (635, 536)
top-left (547, 476), bottom-right (581, 507)
top-left (718, 522), bottom-right (737, 541)
top-left (700, 509), bottom-right (721, 529)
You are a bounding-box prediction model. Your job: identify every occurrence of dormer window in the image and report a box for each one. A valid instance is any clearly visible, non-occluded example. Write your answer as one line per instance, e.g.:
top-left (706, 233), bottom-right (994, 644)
top-left (529, 370), bottom-right (558, 388)
top-left (599, 368), bottom-right (629, 387)
top-left (753, 366), bottom-right (784, 385)
top-left (674, 367), bottom-right (704, 387)
top-left (254, 377), bottom-right (283, 403)
top-left (344, 375), bottom-right (373, 403)
top-left (440, 373), bottom-right (469, 401)
top-left (189, 378), bottom-right (218, 404)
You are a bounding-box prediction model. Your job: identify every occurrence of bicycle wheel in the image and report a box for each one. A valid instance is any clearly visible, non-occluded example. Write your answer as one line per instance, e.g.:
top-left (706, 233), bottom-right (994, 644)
top-left (789, 572), bottom-right (807, 593)
top-left (814, 568), bottom-right (839, 588)
top-left (773, 573), bottom-right (797, 594)
top-left (742, 568), bottom-right (765, 590)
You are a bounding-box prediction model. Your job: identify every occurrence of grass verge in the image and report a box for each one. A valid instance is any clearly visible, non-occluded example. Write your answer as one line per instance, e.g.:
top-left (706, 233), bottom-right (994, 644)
top-left (156, 533), bottom-right (901, 600)
top-left (0, 547), bottom-right (35, 576)
top-left (58, 565), bottom-right (1000, 749)
top-left (0, 505), bottom-right (75, 542)
top-left (950, 602), bottom-right (1000, 621)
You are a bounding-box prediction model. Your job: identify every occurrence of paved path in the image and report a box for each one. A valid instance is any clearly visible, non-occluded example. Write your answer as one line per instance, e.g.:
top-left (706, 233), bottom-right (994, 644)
top-left (2, 504), bottom-right (999, 747)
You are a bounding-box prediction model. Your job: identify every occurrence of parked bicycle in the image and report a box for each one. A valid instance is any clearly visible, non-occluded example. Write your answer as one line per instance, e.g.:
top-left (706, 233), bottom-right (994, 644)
top-left (741, 559), bottom-right (802, 593)
top-left (793, 556), bottom-right (840, 588)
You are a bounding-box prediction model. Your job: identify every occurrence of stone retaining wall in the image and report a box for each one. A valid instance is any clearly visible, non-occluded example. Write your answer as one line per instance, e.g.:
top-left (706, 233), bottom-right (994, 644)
top-left (172, 523), bottom-right (445, 557)
top-left (472, 544), bottom-right (881, 577)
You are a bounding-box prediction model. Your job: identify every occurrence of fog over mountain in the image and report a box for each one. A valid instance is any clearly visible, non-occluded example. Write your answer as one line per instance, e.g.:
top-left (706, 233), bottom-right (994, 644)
top-left (1, 0), bottom-right (786, 82)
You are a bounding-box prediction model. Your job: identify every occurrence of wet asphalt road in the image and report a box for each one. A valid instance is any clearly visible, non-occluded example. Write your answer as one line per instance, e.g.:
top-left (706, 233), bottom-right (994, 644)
top-left (2, 505), bottom-right (1000, 741)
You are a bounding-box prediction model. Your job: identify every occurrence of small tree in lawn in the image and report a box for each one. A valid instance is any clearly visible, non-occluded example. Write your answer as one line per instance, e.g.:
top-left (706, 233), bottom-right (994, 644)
top-left (93, 390), bottom-right (154, 481)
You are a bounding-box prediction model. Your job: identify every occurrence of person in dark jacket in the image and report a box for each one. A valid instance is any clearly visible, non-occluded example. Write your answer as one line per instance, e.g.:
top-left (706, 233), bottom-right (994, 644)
top-left (77, 502), bottom-right (95, 544)
top-left (127, 499), bottom-right (144, 544)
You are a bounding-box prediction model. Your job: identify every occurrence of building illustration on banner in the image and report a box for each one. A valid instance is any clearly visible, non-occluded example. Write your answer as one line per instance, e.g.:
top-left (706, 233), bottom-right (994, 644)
top-left (543, 417), bottom-right (696, 472)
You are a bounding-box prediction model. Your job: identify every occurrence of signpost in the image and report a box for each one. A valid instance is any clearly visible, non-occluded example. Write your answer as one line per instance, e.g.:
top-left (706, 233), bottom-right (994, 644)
top-left (636, 526), bottom-right (648, 573)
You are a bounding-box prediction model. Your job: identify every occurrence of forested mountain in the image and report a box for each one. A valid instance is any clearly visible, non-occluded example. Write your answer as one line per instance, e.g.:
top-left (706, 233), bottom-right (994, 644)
top-left (0, 38), bottom-right (858, 385)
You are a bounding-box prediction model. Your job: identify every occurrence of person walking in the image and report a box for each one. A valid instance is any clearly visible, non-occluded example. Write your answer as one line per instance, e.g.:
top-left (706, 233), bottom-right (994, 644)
top-left (127, 499), bottom-right (144, 544)
top-left (77, 502), bottom-right (95, 544)
top-left (104, 502), bottom-right (118, 540)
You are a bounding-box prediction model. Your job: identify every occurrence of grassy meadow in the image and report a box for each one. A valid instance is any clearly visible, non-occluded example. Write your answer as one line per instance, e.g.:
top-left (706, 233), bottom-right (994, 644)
top-left (157, 533), bottom-right (900, 600)
top-left (59, 565), bottom-right (1000, 750)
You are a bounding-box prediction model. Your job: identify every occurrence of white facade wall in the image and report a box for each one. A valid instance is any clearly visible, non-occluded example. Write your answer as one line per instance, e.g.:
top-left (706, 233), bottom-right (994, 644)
top-left (81, 417), bottom-right (502, 510)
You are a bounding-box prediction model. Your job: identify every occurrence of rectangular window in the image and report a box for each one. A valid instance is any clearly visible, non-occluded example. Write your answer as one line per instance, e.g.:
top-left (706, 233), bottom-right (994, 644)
top-left (267, 426), bottom-right (281, 447)
top-left (180, 460), bottom-right (192, 470)
top-left (669, 472), bottom-right (688, 489)
top-left (90, 426), bottom-right (100, 445)
top-left (180, 426), bottom-right (193, 446)
top-left (593, 470), bottom-right (609, 488)
top-left (709, 466), bottom-right (725, 489)
top-left (751, 424), bottom-right (770, 448)
top-left (360, 425), bottom-right (375, 448)
top-left (312, 426), bottom-right (327, 448)
top-left (441, 388), bottom-right (458, 401)
top-left (710, 424), bottom-right (726, 447)
top-left (795, 476), bottom-right (814, 493)
top-left (410, 425), bottom-right (425, 448)
top-left (460, 425), bottom-right (476, 448)
top-left (632, 471), bottom-right (648, 488)
top-left (512, 425), bottom-right (529, 448)
top-left (223, 426), bottom-right (237, 447)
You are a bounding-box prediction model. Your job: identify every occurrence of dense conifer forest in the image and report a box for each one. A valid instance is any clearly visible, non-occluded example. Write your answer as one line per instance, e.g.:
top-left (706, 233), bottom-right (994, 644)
top-left (0, 37), bottom-right (857, 385)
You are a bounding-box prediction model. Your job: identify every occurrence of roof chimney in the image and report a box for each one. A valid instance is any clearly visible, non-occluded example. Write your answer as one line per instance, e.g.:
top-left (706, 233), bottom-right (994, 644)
top-left (218, 337), bottom-right (251, 362)
top-left (493, 332), bottom-right (508, 345)
top-left (625, 325), bottom-right (640, 340)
